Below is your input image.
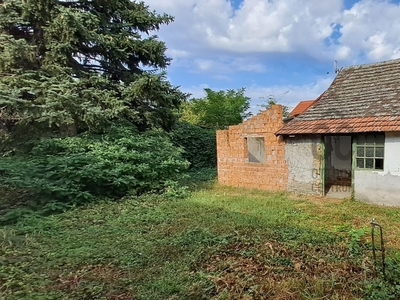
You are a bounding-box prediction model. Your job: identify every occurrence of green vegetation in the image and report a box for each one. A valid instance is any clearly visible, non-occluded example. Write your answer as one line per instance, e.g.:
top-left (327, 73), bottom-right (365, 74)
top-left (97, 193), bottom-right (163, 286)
top-left (171, 122), bottom-right (217, 169)
top-left (2, 185), bottom-right (400, 299)
top-left (0, 124), bottom-right (189, 223)
top-left (0, 0), bottom-right (186, 132)
top-left (181, 88), bottom-right (251, 130)
top-left (0, 0), bottom-right (191, 219)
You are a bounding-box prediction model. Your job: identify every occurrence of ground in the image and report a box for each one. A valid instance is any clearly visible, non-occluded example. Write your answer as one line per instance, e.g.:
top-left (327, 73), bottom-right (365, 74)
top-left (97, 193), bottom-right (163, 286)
top-left (1, 184), bottom-right (400, 299)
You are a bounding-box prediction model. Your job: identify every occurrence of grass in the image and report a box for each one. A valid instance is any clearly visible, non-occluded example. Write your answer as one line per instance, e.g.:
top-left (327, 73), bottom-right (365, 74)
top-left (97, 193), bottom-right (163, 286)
top-left (1, 184), bottom-right (400, 299)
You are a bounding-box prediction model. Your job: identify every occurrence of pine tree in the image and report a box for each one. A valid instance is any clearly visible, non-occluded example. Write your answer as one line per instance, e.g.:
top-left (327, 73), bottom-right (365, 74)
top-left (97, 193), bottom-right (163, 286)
top-left (0, 0), bottom-right (186, 133)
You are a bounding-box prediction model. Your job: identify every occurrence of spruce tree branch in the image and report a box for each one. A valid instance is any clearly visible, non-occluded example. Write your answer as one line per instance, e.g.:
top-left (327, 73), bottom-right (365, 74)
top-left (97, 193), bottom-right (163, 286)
top-left (0, 73), bottom-right (17, 77)
top-left (57, 0), bottom-right (82, 8)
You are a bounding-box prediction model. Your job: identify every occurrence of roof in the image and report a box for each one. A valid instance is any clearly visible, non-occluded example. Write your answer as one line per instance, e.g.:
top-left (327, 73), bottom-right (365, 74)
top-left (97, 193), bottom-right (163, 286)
top-left (276, 58), bottom-right (400, 135)
top-left (288, 100), bottom-right (316, 117)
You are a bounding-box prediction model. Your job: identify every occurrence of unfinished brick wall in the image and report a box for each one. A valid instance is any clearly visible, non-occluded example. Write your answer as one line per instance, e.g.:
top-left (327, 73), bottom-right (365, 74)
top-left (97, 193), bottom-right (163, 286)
top-left (216, 105), bottom-right (288, 191)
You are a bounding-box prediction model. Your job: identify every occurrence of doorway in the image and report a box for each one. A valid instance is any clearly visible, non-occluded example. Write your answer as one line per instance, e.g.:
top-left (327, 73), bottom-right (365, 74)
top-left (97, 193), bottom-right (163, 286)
top-left (324, 135), bottom-right (352, 197)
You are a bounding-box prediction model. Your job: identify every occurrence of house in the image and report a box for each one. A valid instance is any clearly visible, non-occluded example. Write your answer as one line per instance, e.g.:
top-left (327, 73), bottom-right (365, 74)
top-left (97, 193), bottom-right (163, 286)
top-left (217, 58), bottom-right (400, 206)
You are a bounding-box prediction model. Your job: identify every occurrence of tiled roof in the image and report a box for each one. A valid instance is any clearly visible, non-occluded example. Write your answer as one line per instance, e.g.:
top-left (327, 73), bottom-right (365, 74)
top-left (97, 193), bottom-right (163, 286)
top-left (277, 58), bottom-right (400, 135)
top-left (276, 116), bottom-right (400, 135)
top-left (288, 100), bottom-right (316, 117)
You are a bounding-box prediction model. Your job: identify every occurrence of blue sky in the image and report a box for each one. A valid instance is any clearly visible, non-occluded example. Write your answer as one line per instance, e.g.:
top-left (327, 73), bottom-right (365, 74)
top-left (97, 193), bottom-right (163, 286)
top-left (145, 0), bottom-right (400, 113)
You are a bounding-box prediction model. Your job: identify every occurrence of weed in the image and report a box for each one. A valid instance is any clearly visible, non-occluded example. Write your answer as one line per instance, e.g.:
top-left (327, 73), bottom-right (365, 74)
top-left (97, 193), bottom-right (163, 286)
top-left (347, 228), bottom-right (368, 257)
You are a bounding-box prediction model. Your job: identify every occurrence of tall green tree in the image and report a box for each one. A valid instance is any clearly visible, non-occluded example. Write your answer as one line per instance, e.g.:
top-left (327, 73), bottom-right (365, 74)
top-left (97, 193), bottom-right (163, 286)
top-left (181, 88), bottom-right (251, 130)
top-left (0, 0), bottom-right (186, 133)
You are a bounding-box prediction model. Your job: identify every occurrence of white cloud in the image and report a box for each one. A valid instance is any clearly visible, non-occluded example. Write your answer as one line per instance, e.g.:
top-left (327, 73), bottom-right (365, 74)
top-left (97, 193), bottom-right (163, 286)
top-left (338, 0), bottom-right (400, 62)
top-left (146, 0), bottom-right (343, 60)
top-left (193, 57), bottom-right (266, 74)
top-left (246, 76), bottom-right (335, 114)
top-left (218, 0), bottom-right (343, 57)
top-left (180, 84), bottom-right (209, 99)
top-left (165, 48), bottom-right (190, 59)
top-left (147, 0), bottom-right (400, 64)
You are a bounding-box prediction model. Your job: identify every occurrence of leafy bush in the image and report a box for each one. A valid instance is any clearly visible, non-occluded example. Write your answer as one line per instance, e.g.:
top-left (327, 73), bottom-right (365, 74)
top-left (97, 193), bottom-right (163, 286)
top-left (0, 124), bottom-right (189, 210)
top-left (170, 122), bottom-right (216, 169)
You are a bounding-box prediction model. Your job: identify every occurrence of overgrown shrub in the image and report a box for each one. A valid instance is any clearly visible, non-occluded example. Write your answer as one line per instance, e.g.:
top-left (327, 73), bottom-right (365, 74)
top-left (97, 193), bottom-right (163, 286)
top-left (170, 122), bottom-right (216, 169)
top-left (0, 124), bottom-right (189, 210)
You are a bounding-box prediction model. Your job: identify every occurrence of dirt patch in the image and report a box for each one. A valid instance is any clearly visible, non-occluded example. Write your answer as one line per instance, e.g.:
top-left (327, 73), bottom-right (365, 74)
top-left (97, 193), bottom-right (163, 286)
top-left (289, 193), bottom-right (345, 206)
top-left (52, 264), bottom-right (134, 299)
top-left (203, 241), bottom-right (373, 300)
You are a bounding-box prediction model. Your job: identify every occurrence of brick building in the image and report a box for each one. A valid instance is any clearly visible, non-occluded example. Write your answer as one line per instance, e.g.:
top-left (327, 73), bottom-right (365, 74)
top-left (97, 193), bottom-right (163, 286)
top-left (217, 105), bottom-right (288, 191)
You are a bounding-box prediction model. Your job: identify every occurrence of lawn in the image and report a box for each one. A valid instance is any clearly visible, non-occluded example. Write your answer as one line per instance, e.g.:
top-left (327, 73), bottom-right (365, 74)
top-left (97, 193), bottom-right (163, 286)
top-left (1, 184), bottom-right (400, 299)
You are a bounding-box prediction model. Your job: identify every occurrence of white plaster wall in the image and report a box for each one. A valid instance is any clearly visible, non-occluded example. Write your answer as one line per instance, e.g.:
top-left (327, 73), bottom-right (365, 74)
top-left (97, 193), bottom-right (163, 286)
top-left (285, 137), bottom-right (322, 195)
top-left (354, 132), bottom-right (400, 206)
top-left (384, 132), bottom-right (400, 175)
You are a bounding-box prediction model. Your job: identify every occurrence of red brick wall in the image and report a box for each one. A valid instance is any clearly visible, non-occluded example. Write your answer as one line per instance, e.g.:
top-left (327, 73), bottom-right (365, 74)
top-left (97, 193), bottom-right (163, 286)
top-left (216, 105), bottom-right (288, 191)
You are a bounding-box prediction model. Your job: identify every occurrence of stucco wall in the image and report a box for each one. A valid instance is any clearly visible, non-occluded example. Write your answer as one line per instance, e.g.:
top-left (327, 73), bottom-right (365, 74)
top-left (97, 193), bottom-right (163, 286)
top-left (285, 136), bottom-right (323, 195)
top-left (216, 105), bottom-right (288, 191)
top-left (354, 132), bottom-right (400, 206)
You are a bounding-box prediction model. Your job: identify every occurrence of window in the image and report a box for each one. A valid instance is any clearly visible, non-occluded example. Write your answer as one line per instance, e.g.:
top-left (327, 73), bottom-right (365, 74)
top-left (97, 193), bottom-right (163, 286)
top-left (247, 137), bottom-right (266, 163)
top-left (355, 134), bottom-right (384, 170)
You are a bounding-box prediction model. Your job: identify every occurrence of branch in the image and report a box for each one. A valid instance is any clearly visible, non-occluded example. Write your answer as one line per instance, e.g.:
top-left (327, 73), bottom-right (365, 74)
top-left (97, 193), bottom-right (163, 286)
top-left (57, 0), bottom-right (82, 8)
top-left (0, 73), bottom-right (17, 77)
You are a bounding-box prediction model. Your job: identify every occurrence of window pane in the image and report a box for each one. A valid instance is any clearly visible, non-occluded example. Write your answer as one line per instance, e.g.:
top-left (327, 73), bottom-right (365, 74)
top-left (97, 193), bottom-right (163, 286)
top-left (366, 147), bottom-right (374, 157)
top-left (365, 158), bottom-right (374, 168)
top-left (375, 147), bottom-right (384, 158)
top-left (356, 158), bottom-right (364, 168)
top-left (357, 147), bottom-right (364, 157)
top-left (375, 158), bottom-right (384, 170)
top-left (355, 134), bottom-right (384, 170)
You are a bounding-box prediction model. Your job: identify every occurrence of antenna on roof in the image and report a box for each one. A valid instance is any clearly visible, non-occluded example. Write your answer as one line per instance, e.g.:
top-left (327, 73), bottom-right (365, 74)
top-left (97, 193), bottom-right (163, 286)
top-left (326, 60), bottom-right (340, 75)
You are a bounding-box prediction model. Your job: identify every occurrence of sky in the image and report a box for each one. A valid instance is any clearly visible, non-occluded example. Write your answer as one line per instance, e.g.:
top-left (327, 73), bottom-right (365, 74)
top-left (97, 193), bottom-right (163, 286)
top-left (145, 0), bottom-right (400, 113)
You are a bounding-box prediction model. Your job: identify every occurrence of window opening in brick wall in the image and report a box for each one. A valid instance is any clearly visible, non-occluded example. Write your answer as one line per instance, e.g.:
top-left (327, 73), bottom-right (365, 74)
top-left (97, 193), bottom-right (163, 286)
top-left (247, 137), bottom-right (266, 163)
top-left (355, 134), bottom-right (384, 170)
